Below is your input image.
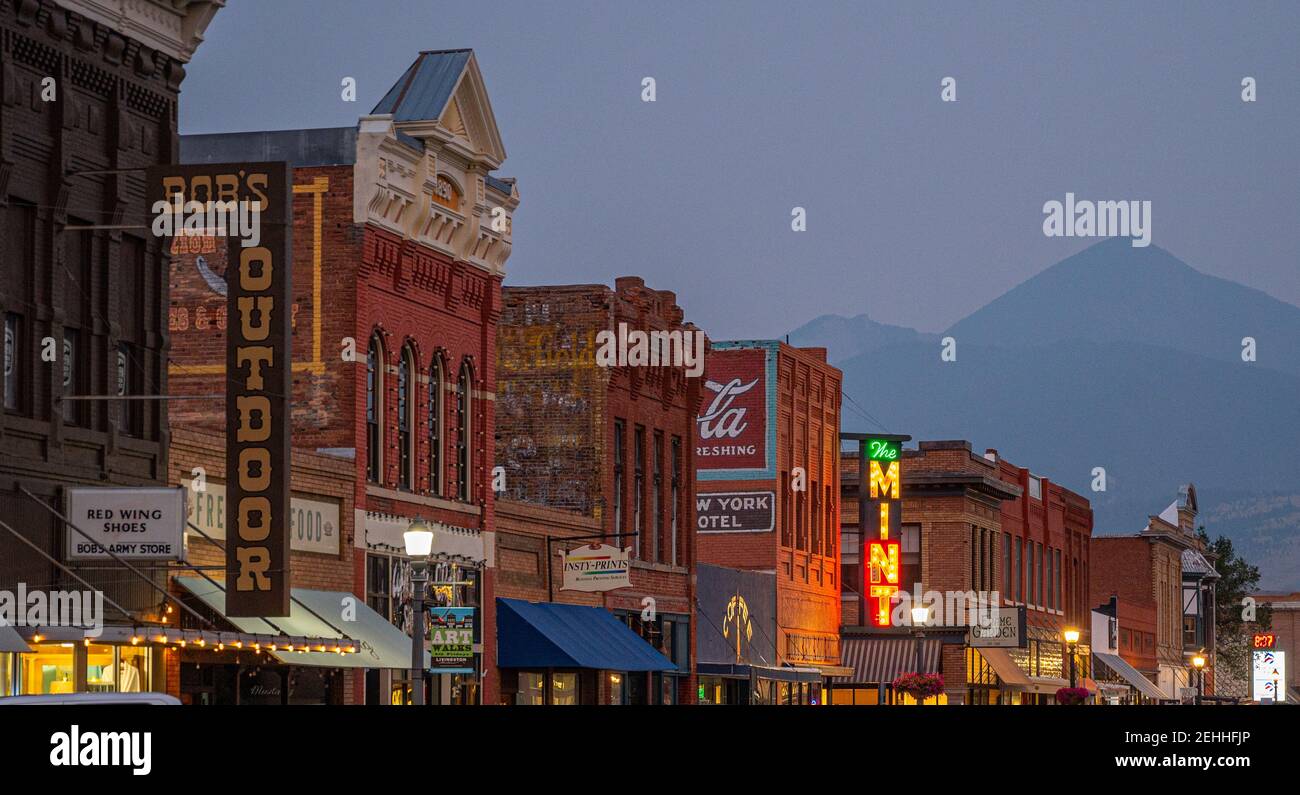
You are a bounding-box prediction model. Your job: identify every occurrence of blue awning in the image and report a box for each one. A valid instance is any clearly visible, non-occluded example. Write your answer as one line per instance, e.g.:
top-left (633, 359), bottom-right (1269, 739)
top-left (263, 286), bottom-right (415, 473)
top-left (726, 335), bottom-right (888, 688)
top-left (496, 598), bottom-right (675, 672)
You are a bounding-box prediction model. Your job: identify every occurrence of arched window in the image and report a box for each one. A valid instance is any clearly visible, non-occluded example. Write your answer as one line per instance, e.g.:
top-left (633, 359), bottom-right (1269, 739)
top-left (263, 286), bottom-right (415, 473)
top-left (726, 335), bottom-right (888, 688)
top-left (428, 355), bottom-right (444, 496)
top-left (398, 345), bottom-right (415, 490)
top-left (366, 334), bottom-right (385, 484)
top-left (457, 360), bottom-right (473, 501)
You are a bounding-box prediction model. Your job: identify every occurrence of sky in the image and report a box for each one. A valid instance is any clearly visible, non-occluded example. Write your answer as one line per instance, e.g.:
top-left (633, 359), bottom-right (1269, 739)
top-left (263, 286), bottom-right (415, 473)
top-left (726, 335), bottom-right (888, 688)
top-left (180, 0), bottom-right (1299, 339)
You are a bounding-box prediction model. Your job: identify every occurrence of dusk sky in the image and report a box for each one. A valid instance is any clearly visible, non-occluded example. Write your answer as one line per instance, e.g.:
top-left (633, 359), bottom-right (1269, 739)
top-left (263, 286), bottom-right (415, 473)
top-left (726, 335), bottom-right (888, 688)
top-left (181, 1), bottom-right (1299, 339)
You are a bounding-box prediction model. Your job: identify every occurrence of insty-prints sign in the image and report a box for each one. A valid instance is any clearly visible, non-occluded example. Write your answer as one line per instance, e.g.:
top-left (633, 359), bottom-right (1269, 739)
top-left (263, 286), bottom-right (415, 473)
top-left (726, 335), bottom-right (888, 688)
top-left (186, 480), bottom-right (339, 556)
top-left (148, 162), bottom-right (293, 617)
top-left (65, 487), bottom-right (186, 560)
top-left (559, 544), bottom-right (632, 592)
top-left (696, 491), bottom-right (775, 533)
top-left (696, 345), bottom-right (771, 476)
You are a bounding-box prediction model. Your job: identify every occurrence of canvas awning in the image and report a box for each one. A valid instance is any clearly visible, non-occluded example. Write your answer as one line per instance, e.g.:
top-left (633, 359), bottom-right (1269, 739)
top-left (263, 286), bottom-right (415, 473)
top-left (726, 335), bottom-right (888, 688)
top-left (1094, 651), bottom-right (1170, 700)
top-left (974, 647), bottom-right (1030, 687)
top-left (698, 663), bottom-right (824, 683)
top-left (835, 637), bottom-right (942, 684)
top-left (0, 624), bottom-right (31, 653)
top-left (175, 575), bottom-right (427, 669)
top-left (496, 597), bottom-right (675, 672)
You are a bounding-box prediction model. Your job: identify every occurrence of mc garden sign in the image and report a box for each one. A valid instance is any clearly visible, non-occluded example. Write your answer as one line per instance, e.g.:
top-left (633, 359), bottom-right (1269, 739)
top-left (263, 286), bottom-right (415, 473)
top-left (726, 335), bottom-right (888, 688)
top-left (148, 163), bottom-right (293, 617)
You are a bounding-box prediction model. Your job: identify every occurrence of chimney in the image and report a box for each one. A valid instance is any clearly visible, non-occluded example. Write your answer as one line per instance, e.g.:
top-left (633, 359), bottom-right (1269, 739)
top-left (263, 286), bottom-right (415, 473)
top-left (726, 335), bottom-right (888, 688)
top-left (984, 448), bottom-right (998, 462)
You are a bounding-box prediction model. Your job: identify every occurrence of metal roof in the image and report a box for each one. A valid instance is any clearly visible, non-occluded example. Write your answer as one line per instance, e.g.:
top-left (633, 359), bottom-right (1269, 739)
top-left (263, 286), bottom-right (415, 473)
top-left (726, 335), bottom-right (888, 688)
top-left (372, 49), bottom-right (472, 122)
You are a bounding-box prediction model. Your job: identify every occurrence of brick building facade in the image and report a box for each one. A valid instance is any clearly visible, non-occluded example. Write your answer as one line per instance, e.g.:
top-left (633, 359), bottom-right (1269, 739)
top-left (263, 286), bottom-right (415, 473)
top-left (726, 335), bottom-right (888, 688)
top-left (166, 427), bottom-right (359, 704)
top-left (495, 278), bottom-right (700, 704)
top-left (1091, 485), bottom-right (1214, 700)
top-left (695, 341), bottom-right (842, 673)
top-left (836, 440), bottom-right (1096, 705)
top-left (0, 0), bottom-right (220, 698)
top-left (169, 50), bottom-right (518, 704)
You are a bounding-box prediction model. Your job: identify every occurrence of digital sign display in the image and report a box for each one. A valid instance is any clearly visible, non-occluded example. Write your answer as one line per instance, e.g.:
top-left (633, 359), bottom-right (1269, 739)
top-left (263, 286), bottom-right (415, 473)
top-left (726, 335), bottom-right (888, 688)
top-left (1253, 633), bottom-right (1277, 650)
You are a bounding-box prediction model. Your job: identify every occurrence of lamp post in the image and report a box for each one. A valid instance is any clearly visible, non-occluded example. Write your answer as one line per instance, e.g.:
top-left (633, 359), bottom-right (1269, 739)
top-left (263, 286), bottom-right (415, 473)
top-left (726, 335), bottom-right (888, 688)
top-left (1191, 653), bottom-right (1206, 702)
top-left (404, 517), bottom-right (435, 706)
top-left (1063, 627), bottom-right (1080, 690)
top-left (909, 603), bottom-right (931, 705)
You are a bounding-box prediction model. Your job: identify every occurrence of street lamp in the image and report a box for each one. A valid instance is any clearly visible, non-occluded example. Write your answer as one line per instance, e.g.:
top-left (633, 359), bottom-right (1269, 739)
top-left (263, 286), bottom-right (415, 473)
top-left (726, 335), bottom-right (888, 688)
top-left (1063, 627), bottom-right (1080, 690)
top-left (404, 517), bottom-right (435, 706)
top-left (911, 604), bottom-right (930, 675)
top-left (1192, 653), bottom-right (1206, 702)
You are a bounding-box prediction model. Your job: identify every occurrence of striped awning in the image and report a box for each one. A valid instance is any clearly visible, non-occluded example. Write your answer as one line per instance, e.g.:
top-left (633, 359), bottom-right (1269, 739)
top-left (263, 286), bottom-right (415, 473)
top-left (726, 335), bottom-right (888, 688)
top-left (836, 637), bottom-right (942, 684)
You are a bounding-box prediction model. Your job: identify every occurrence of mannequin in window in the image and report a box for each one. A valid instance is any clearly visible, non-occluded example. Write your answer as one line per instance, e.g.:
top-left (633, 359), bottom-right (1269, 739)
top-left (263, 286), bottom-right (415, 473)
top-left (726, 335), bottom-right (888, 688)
top-left (117, 658), bottom-right (141, 692)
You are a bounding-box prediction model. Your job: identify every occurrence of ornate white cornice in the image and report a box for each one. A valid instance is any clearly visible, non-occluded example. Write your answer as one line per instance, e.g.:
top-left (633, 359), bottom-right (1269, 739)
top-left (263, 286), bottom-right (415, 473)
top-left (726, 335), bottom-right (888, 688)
top-left (55, 0), bottom-right (224, 62)
top-left (354, 114), bottom-right (516, 278)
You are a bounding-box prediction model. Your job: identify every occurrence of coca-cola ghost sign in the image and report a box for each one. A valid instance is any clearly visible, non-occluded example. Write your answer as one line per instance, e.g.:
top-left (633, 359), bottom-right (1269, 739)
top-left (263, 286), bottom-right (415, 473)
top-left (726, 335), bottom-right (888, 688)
top-left (697, 346), bottom-right (770, 475)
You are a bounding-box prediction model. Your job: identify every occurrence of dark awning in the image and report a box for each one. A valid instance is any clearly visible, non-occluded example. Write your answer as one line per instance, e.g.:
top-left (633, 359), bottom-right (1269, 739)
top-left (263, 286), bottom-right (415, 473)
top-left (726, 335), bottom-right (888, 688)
top-left (1, 624), bottom-right (31, 653)
top-left (698, 662), bottom-right (824, 683)
top-left (496, 598), bottom-right (675, 672)
top-left (835, 637), bottom-right (941, 684)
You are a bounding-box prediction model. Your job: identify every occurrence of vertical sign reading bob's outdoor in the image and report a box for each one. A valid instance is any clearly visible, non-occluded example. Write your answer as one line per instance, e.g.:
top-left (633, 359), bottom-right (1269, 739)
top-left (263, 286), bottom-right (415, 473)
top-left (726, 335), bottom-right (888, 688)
top-left (147, 162), bottom-right (292, 617)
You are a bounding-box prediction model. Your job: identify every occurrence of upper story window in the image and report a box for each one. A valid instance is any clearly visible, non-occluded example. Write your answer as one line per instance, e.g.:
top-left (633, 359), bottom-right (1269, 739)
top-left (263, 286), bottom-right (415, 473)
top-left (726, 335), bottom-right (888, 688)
top-left (1028, 475), bottom-right (1042, 500)
top-left (398, 345), bottom-right (415, 490)
top-left (4, 312), bottom-right (23, 414)
top-left (613, 420), bottom-right (625, 547)
top-left (366, 334), bottom-right (385, 484)
top-left (457, 360), bottom-right (473, 502)
top-left (428, 355), bottom-right (444, 496)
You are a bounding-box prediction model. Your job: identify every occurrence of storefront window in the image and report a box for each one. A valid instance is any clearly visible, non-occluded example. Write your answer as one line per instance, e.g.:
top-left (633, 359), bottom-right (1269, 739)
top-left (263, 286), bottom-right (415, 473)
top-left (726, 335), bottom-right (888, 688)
top-left (609, 672), bottom-right (624, 705)
top-left (2, 652), bottom-right (13, 696)
top-left (21, 643), bottom-right (75, 694)
top-left (551, 672), bottom-right (577, 705)
top-left (518, 672), bottom-right (545, 705)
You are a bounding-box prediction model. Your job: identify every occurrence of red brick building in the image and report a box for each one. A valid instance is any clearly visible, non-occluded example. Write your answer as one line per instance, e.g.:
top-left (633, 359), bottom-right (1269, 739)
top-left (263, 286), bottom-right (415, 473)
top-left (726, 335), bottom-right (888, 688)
top-left (1090, 487), bottom-right (1214, 700)
top-left (494, 278), bottom-right (700, 704)
top-left (695, 341), bottom-right (843, 681)
top-left (835, 440), bottom-right (1095, 705)
top-left (170, 50), bottom-right (518, 704)
top-left (166, 428), bottom-right (365, 704)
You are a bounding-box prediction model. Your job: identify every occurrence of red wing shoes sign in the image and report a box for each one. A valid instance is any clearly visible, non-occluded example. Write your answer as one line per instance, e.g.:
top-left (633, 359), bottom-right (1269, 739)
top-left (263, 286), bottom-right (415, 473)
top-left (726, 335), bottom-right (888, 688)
top-left (148, 163), bottom-right (293, 617)
top-left (696, 345), bottom-right (772, 478)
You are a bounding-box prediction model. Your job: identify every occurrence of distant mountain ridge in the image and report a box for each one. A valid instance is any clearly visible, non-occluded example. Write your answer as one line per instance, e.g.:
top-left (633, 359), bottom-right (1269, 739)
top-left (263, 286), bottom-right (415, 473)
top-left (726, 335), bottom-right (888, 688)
top-left (790, 240), bottom-right (1300, 590)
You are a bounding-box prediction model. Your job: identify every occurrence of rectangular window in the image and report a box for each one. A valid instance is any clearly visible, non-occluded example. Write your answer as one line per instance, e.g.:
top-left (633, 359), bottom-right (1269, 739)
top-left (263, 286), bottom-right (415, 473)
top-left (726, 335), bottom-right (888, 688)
top-left (901, 523), bottom-right (921, 593)
top-left (365, 554), bottom-right (392, 622)
top-left (1027, 539), bottom-right (1036, 605)
top-left (1014, 537), bottom-right (1023, 602)
top-left (811, 482), bottom-right (821, 555)
top-left (4, 313), bottom-right (21, 413)
top-left (116, 342), bottom-right (144, 436)
top-left (824, 485), bottom-right (835, 558)
top-left (61, 328), bottom-right (85, 426)
top-left (613, 420), bottom-right (625, 548)
top-left (1050, 553), bottom-right (1060, 615)
top-left (1028, 476), bottom-right (1042, 500)
top-left (633, 426), bottom-right (645, 560)
top-left (796, 492), bottom-right (806, 551)
top-left (670, 436), bottom-right (681, 566)
top-left (1002, 532), bottom-right (1011, 599)
top-left (780, 472), bottom-right (791, 547)
top-left (652, 432), bottom-right (663, 563)
top-left (1036, 543), bottom-right (1044, 608)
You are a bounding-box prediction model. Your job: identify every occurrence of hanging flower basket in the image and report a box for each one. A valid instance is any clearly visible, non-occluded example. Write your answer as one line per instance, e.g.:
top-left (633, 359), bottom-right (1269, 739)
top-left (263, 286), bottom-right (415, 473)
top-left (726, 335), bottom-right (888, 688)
top-left (1055, 686), bottom-right (1089, 705)
top-left (892, 672), bottom-right (945, 701)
